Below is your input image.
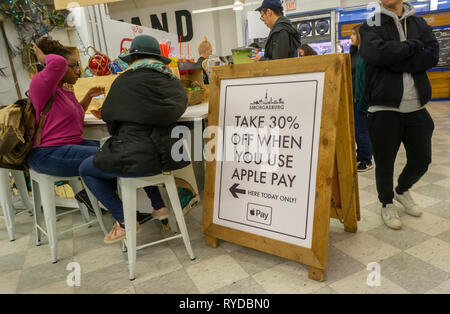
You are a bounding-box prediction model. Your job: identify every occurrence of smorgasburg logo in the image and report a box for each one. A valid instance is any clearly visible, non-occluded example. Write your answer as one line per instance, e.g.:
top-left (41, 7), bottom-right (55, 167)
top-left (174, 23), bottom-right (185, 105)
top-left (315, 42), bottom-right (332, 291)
top-left (250, 90), bottom-right (285, 110)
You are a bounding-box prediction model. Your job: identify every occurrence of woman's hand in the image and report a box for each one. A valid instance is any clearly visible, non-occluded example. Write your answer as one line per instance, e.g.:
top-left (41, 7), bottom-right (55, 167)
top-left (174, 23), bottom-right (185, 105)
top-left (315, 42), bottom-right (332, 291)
top-left (33, 43), bottom-right (46, 64)
top-left (80, 86), bottom-right (105, 111)
top-left (251, 53), bottom-right (262, 62)
top-left (88, 86), bottom-right (105, 98)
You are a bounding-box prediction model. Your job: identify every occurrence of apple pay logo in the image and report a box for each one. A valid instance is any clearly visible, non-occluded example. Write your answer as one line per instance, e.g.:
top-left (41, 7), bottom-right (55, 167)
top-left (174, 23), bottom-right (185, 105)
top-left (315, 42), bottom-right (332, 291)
top-left (247, 203), bottom-right (272, 226)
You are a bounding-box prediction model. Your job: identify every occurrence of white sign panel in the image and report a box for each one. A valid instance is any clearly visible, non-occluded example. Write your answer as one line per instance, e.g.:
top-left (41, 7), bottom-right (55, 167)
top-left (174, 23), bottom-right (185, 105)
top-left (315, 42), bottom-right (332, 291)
top-left (213, 72), bottom-right (325, 248)
top-left (103, 18), bottom-right (179, 60)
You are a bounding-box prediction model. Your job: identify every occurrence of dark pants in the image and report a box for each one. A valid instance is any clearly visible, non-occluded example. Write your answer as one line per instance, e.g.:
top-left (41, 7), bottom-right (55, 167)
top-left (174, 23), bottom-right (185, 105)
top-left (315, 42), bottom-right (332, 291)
top-left (354, 102), bottom-right (373, 164)
top-left (366, 109), bottom-right (434, 204)
top-left (79, 156), bottom-right (164, 223)
top-left (27, 140), bottom-right (100, 177)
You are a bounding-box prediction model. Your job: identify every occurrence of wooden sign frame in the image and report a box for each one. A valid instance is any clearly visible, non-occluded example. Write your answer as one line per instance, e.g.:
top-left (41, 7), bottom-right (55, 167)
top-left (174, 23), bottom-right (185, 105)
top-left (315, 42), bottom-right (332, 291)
top-left (54, 0), bottom-right (121, 10)
top-left (203, 54), bottom-right (359, 281)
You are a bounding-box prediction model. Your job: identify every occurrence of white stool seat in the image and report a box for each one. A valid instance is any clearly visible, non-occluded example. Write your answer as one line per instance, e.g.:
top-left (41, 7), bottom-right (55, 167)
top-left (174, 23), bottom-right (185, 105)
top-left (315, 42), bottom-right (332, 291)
top-left (0, 168), bottom-right (33, 241)
top-left (119, 172), bottom-right (195, 280)
top-left (30, 169), bottom-right (108, 263)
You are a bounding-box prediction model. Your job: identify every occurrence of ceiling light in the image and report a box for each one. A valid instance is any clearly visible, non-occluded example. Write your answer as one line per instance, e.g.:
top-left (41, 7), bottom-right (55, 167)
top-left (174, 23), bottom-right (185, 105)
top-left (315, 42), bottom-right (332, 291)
top-left (233, 0), bottom-right (244, 11)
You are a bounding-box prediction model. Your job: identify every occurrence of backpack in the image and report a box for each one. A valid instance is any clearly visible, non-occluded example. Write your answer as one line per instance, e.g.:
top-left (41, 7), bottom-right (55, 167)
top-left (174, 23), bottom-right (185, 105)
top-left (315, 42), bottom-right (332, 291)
top-left (0, 91), bottom-right (56, 168)
top-left (174, 177), bottom-right (200, 216)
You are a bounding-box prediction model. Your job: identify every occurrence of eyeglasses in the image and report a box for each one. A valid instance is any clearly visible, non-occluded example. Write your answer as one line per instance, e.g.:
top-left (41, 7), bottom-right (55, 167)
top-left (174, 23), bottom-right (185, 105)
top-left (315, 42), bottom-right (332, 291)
top-left (260, 10), bottom-right (267, 22)
top-left (68, 62), bottom-right (80, 70)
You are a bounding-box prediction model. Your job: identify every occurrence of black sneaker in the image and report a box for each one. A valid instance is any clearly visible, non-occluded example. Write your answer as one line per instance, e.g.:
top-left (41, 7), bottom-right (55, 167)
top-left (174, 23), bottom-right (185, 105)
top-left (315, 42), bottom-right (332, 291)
top-left (75, 189), bottom-right (107, 215)
top-left (137, 211), bottom-right (153, 225)
top-left (357, 161), bottom-right (374, 172)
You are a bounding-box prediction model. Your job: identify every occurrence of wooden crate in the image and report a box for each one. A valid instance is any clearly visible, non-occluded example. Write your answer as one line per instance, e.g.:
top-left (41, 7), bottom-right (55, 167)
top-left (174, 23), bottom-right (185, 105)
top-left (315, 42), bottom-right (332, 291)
top-left (73, 75), bottom-right (119, 111)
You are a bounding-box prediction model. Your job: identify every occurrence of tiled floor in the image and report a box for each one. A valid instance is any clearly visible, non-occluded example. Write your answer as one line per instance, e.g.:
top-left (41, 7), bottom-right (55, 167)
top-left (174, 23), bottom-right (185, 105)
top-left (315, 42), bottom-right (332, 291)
top-left (0, 102), bottom-right (449, 294)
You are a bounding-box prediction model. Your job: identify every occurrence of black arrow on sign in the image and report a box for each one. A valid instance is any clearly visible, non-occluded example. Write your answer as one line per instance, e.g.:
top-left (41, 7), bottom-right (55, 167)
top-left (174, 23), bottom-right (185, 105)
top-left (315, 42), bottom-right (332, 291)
top-left (230, 183), bottom-right (246, 199)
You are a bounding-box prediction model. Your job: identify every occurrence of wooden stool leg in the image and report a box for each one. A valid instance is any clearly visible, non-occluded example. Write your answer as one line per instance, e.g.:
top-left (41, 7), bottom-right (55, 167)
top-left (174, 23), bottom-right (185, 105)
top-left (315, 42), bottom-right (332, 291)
top-left (121, 183), bottom-right (137, 280)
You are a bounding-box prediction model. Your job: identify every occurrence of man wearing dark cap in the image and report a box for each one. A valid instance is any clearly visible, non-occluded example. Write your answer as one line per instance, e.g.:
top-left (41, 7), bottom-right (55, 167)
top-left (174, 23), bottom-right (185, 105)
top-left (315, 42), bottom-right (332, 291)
top-left (251, 0), bottom-right (301, 61)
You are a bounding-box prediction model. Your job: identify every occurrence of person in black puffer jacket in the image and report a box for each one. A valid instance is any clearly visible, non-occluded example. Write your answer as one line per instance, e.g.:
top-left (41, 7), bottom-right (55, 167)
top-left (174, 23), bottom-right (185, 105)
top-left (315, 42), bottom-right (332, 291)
top-left (79, 35), bottom-right (189, 244)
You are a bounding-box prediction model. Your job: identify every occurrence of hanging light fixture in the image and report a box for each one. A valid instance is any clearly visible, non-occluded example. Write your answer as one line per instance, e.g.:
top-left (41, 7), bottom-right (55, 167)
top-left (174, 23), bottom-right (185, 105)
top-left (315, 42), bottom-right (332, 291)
top-left (233, 0), bottom-right (244, 11)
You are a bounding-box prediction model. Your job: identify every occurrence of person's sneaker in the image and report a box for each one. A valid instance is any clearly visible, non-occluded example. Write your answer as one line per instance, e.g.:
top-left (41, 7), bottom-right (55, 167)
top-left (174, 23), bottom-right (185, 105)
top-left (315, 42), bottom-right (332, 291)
top-left (152, 207), bottom-right (170, 221)
top-left (381, 204), bottom-right (402, 230)
top-left (74, 189), bottom-right (93, 210)
top-left (137, 211), bottom-right (153, 225)
top-left (357, 161), bottom-right (374, 172)
top-left (104, 221), bottom-right (142, 244)
top-left (394, 191), bottom-right (423, 217)
top-left (75, 189), bottom-right (108, 215)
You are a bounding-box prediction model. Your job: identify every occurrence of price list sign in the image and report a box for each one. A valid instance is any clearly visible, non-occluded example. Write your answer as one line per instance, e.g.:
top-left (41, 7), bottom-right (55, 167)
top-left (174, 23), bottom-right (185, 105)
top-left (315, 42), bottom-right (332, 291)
top-left (213, 73), bottom-right (325, 248)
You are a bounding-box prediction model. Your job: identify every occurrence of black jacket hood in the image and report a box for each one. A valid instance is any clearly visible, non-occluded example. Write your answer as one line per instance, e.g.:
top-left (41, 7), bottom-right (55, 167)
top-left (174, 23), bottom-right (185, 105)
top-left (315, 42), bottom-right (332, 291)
top-left (270, 16), bottom-right (302, 47)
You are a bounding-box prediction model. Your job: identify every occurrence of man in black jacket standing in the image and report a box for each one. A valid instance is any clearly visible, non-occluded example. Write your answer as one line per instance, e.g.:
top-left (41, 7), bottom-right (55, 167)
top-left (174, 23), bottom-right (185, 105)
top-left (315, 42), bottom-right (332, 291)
top-left (251, 0), bottom-right (301, 61)
top-left (359, 0), bottom-right (439, 230)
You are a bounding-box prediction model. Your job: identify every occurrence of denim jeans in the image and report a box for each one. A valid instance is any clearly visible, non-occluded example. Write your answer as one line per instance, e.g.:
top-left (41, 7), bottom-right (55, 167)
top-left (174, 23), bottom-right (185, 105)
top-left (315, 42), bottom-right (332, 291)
top-left (353, 102), bottom-right (373, 164)
top-left (27, 140), bottom-right (100, 177)
top-left (79, 156), bottom-right (164, 223)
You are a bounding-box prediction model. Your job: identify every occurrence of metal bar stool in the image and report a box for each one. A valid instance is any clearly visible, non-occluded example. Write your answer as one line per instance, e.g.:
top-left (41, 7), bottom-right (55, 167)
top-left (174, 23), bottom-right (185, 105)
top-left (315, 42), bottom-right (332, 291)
top-left (0, 168), bottom-right (33, 241)
top-left (30, 169), bottom-right (108, 263)
top-left (119, 172), bottom-right (196, 280)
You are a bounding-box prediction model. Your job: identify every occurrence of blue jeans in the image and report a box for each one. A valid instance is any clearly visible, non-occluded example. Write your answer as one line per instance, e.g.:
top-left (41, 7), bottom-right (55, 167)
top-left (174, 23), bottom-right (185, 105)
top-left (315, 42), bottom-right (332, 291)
top-left (27, 140), bottom-right (100, 177)
top-left (79, 156), bottom-right (164, 223)
top-left (353, 103), bottom-right (373, 164)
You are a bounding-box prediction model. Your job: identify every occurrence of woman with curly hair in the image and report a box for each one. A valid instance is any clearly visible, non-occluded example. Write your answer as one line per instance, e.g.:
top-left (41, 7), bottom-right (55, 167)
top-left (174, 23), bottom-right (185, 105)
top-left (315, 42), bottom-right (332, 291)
top-left (27, 37), bottom-right (104, 179)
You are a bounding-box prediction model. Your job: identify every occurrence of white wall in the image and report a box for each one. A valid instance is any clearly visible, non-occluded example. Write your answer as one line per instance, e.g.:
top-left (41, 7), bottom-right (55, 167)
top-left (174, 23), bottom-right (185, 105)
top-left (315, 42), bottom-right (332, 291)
top-left (216, 0), bottom-right (238, 55)
top-left (342, 0), bottom-right (375, 7)
top-left (107, 0), bottom-right (210, 59)
top-left (0, 21), bottom-right (25, 105)
top-left (290, 0), bottom-right (341, 13)
top-left (1, 21), bottom-right (34, 103)
top-left (75, 7), bottom-right (94, 68)
top-left (107, 0), bottom-right (240, 58)
top-left (0, 19), bottom-right (82, 104)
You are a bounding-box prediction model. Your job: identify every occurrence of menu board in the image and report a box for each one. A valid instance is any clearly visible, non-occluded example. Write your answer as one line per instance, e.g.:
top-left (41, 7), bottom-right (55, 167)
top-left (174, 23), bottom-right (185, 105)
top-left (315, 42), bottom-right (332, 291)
top-left (434, 29), bottom-right (450, 67)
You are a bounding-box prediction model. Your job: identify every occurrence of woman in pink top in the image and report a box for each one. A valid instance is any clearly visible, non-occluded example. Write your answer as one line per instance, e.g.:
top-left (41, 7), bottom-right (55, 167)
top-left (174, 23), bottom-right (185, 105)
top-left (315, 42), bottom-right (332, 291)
top-left (27, 37), bottom-right (104, 178)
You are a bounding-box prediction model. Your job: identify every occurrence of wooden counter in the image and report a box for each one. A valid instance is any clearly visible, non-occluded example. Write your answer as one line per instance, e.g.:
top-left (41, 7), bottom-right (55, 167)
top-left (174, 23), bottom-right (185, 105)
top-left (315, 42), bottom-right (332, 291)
top-left (428, 68), bottom-right (450, 100)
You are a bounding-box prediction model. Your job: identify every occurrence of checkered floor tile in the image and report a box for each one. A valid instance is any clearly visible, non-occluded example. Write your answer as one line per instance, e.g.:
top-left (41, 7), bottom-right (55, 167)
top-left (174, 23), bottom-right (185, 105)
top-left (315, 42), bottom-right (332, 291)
top-left (0, 102), bottom-right (449, 294)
